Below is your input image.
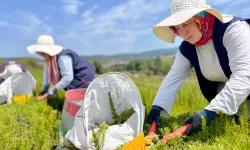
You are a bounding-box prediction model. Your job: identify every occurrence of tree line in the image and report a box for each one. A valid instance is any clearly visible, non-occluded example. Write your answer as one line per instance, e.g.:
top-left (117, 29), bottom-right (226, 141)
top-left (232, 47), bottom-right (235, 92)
top-left (93, 56), bottom-right (175, 76)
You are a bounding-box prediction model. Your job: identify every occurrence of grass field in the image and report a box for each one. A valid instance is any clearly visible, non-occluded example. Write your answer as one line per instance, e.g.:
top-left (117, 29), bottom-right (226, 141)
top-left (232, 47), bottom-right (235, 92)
top-left (0, 71), bottom-right (249, 150)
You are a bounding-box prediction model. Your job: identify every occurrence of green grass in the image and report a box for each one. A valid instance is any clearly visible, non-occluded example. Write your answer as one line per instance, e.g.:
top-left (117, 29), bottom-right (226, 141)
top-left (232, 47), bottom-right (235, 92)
top-left (0, 99), bottom-right (60, 150)
top-left (0, 72), bottom-right (249, 149)
top-left (134, 76), bottom-right (250, 150)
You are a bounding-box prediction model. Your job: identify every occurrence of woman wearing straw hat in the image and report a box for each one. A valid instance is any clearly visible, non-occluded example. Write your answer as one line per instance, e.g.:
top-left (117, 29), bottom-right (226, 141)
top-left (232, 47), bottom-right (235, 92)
top-left (147, 0), bottom-right (250, 135)
top-left (0, 61), bottom-right (36, 85)
top-left (27, 35), bottom-right (96, 100)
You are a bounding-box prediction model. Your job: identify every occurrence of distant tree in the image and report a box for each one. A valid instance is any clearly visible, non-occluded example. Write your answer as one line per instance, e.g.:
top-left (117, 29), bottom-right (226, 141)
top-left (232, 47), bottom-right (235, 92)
top-left (27, 59), bottom-right (42, 69)
top-left (93, 61), bottom-right (104, 74)
top-left (108, 56), bottom-right (178, 76)
top-left (109, 64), bottom-right (127, 71)
top-left (154, 56), bottom-right (162, 75)
top-left (135, 60), bottom-right (142, 71)
top-left (127, 61), bottom-right (136, 71)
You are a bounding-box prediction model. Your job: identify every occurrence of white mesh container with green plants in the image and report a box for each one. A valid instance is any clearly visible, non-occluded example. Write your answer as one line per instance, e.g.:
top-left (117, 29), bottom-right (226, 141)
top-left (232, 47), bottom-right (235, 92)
top-left (64, 72), bottom-right (145, 150)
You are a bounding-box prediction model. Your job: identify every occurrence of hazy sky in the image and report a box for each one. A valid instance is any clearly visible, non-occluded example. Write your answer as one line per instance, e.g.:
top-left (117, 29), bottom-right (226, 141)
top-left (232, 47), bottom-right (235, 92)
top-left (0, 0), bottom-right (249, 58)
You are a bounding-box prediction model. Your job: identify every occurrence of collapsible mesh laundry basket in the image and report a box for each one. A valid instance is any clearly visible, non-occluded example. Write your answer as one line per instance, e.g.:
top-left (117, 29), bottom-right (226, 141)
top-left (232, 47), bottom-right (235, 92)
top-left (65, 72), bottom-right (145, 150)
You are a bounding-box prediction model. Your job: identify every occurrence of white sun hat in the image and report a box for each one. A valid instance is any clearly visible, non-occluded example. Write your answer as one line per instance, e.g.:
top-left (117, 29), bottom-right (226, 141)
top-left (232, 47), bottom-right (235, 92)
top-left (153, 0), bottom-right (233, 43)
top-left (27, 35), bottom-right (63, 56)
top-left (0, 64), bottom-right (22, 80)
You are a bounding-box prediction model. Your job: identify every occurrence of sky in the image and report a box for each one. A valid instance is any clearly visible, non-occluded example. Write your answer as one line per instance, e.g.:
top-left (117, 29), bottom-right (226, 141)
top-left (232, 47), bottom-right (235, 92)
top-left (0, 0), bottom-right (249, 58)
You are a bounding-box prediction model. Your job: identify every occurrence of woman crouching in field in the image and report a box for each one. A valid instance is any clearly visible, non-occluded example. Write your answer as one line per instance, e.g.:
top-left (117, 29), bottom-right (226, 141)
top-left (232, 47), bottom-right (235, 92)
top-left (147, 0), bottom-right (250, 135)
top-left (27, 35), bottom-right (96, 100)
top-left (0, 61), bottom-right (36, 85)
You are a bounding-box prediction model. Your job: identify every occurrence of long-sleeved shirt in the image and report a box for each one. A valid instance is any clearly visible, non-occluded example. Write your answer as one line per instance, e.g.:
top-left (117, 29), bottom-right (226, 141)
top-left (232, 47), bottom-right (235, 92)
top-left (43, 55), bottom-right (74, 93)
top-left (153, 20), bottom-right (250, 116)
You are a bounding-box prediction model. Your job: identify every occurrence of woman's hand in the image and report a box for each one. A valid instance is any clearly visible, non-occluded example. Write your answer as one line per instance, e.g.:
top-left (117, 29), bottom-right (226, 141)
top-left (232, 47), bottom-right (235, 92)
top-left (183, 109), bottom-right (218, 135)
top-left (37, 93), bottom-right (49, 100)
top-left (147, 105), bottom-right (162, 127)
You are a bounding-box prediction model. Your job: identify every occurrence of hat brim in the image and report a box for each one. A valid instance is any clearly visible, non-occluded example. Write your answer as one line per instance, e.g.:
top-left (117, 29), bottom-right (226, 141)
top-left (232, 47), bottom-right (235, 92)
top-left (153, 8), bottom-right (233, 43)
top-left (0, 64), bottom-right (22, 79)
top-left (27, 45), bottom-right (63, 56)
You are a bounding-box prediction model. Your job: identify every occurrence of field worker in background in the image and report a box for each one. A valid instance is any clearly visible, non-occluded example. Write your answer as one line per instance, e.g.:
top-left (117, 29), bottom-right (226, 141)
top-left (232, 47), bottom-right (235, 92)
top-left (27, 35), bottom-right (96, 100)
top-left (0, 61), bottom-right (36, 85)
top-left (147, 0), bottom-right (250, 136)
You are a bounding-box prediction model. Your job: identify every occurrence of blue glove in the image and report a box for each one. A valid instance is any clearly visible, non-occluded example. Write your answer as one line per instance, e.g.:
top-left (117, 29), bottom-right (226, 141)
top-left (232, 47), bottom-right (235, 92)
top-left (39, 85), bottom-right (50, 96)
top-left (147, 105), bottom-right (162, 127)
top-left (183, 109), bottom-right (218, 136)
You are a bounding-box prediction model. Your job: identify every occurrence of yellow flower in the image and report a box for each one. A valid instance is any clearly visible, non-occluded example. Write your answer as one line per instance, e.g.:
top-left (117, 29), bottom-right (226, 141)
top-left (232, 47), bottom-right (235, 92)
top-left (12, 95), bottom-right (31, 103)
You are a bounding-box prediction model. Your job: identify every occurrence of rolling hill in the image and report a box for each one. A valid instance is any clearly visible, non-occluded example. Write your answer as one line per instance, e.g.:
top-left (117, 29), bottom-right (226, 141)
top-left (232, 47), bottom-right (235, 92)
top-left (83, 47), bottom-right (178, 64)
top-left (0, 47), bottom-right (178, 67)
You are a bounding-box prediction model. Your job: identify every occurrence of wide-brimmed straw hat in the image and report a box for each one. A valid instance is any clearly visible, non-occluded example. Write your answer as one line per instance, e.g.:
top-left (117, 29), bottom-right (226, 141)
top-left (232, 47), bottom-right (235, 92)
top-left (27, 35), bottom-right (63, 56)
top-left (0, 64), bottom-right (22, 79)
top-left (153, 0), bottom-right (233, 43)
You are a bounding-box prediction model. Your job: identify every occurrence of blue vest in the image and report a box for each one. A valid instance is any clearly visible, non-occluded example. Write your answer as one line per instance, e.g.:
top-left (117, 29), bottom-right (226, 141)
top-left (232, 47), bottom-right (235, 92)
top-left (56, 49), bottom-right (96, 90)
top-left (0, 61), bottom-right (27, 73)
top-left (180, 17), bottom-right (250, 101)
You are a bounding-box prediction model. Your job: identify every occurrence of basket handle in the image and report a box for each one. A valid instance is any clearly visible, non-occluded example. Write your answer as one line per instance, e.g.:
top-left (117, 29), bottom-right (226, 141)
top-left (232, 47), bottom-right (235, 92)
top-left (148, 121), bottom-right (157, 136)
top-left (162, 124), bottom-right (191, 144)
